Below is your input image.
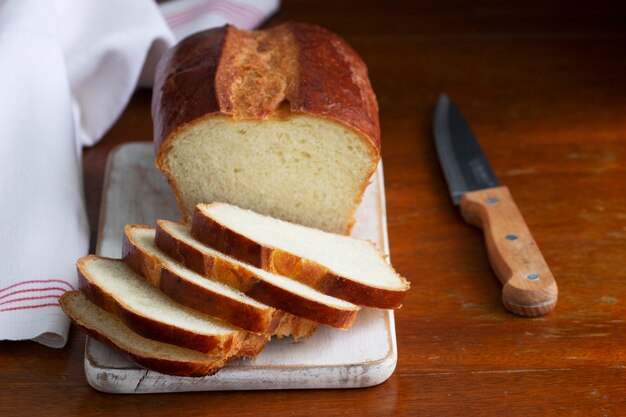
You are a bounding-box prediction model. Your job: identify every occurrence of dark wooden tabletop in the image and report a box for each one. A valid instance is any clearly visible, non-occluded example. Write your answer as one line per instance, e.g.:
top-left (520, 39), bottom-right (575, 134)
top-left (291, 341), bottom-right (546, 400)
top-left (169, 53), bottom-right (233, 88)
top-left (3, 1), bottom-right (626, 415)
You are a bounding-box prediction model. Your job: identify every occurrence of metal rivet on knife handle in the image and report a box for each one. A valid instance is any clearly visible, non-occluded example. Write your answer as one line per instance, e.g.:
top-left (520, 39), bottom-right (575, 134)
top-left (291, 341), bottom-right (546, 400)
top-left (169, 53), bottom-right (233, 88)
top-left (486, 197), bottom-right (499, 205)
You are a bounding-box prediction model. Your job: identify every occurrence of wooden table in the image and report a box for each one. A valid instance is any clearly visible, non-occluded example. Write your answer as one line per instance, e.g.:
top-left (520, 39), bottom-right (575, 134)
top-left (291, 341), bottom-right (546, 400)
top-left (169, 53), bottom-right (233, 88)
top-left (3, 1), bottom-right (626, 415)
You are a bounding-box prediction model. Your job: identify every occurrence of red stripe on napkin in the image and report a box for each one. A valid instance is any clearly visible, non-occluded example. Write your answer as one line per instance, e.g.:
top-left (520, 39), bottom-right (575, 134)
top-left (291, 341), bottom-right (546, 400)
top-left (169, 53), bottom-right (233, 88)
top-left (165, 0), bottom-right (262, 23)
top-left (0, 279), bottom-right (73, 312)
top-left (0, 295), bottom-right (63, 306)
top-left (0, 287), bottom-right (68, 301)
top-left (0, 303), bottom-right (61, 312)
top-left (164, 0), bottom-right (263, 29)
top-left (0, 279), bottom-right (74, 294)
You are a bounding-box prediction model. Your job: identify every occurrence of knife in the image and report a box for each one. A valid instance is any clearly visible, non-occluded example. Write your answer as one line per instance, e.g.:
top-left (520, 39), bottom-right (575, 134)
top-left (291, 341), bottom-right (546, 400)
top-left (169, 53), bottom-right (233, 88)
top-left (433, 93), bottom-right (558, 317)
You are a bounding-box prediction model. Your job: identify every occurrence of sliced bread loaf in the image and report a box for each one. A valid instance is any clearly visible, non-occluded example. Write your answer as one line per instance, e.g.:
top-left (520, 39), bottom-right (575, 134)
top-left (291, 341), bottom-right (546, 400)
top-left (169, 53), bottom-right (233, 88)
top-left (122, 225), bottom-right (317, 339)
top-left (152, 22), bottom-right (380, 234)
top-left (191, 203), bottom-right (410, 309)
top-left (77, 255), bottom-right (266, 355)
top-left (60, 291), bottom-right (239, 377)
top-left (155, 220), bottom-right (360, 329)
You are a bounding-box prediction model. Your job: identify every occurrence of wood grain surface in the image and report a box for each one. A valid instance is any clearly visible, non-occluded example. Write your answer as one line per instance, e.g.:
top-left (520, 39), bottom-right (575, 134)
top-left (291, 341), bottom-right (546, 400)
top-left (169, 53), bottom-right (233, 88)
top-left (2, 0), bottom-right (626, 415)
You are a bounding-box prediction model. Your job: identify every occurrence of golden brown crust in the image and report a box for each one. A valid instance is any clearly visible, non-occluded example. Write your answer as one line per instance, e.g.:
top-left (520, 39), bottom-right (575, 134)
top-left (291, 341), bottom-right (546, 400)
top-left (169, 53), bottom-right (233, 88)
top-left (122, 225), bottom-right (316, 338)
top-left (60, 291), bottom-right (236, 377)
top-left (156, 220), bottom-right (359, 329)
top-left (191, 206), bottom-right (410, 309)
top-left (121, 225), bottom-right (280, 335)
top-left (123, 355), bottom-right (225, 378)
top-left (271, 312), bottom-right (317, 339)
top-left (152, 28), bottom-right (227, 155)
top-left (216, 24), bottom-right (296, 119)
top-left (77, 256), bottom-right (259, 355)
top-left (286, 22), bottom-right (380, 152)
top-left (152, 22), bottom-right (379, 156)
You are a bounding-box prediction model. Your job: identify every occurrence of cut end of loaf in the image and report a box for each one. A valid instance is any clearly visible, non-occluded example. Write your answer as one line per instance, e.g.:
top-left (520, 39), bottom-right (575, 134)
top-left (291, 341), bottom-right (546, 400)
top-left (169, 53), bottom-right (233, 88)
top-left (160, 114), bottom-right (377, 233)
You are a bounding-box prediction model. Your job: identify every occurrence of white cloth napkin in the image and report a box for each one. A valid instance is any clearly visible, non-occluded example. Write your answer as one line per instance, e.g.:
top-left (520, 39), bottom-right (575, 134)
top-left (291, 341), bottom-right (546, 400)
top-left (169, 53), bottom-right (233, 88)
top-left (0, 0), bottom-right (277, 348)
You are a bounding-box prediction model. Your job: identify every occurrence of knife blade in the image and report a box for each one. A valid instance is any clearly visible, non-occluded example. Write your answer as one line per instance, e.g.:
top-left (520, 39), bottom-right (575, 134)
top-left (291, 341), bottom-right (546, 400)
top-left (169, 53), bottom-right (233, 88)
top-left (433, 93), bottom-right (558, 316)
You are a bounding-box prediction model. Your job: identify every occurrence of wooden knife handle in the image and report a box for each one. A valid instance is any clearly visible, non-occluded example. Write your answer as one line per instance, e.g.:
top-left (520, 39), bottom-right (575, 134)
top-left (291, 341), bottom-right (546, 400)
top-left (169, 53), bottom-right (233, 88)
top-left (460, 186), bottom-right (558, 317)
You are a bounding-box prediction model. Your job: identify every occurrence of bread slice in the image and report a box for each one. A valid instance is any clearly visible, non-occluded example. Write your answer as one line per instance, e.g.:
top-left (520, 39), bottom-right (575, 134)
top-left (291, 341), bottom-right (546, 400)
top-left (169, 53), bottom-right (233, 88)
top-left (60, 291), bottom-right (238, 377)
top-left (191, 203), bottom-right (410, 309)
top-left (152, 23), bottom-right (380, 234)
top-left (122, 225), bottom-right (316, 339)
top-left (155, 220), bottom-right (360, 329)
top-left (77, 255), bottom-right (266, 356)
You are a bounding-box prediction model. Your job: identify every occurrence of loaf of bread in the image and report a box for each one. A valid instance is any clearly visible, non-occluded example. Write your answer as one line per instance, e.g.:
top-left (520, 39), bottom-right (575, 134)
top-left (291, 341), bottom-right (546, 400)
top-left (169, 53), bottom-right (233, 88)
top-left (152, 22), bottom-right (380, 234)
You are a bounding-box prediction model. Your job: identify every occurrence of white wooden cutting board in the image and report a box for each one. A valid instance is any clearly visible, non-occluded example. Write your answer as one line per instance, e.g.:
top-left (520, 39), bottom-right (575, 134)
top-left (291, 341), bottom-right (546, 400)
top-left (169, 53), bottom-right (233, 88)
top-left (86, 142), bottom-right (396, 393)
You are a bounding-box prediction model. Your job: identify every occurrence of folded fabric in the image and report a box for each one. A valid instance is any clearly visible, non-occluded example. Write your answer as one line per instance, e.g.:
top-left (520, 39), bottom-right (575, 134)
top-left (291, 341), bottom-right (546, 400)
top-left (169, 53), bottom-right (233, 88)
top-left (0, 0), bottom-right (277, 348)
top-left (161, 0), bottom-right (279, 42)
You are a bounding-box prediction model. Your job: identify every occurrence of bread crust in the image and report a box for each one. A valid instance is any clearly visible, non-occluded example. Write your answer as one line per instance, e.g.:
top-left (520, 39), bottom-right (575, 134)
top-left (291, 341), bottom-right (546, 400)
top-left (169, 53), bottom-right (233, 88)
top-left (60, 291), bottom-right (237, 377)
top-left (122, 225), bottom-right (278, 335)
top-left (152, 23), bottom-right (381, 228)
top-left (153, 22), bottom-right (379, 157)
top-left (122, 225), bottom-right (317, 338)
top-left (152, 27), bottom-right (226, 156)
top-left (155, 220), bottom-right (360, 329)
top-left (191, 205), bottom-right (410, 309)
top-left (77, 255), bottom-right (265, 356)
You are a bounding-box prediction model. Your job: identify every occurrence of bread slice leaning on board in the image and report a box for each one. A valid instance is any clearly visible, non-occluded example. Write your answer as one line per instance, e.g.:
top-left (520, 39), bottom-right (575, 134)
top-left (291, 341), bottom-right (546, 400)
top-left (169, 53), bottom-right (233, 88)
top-left (191, 203), bottom-right (410, 309)
top-left (152, 22), bottom-right (380, 234)
top-left (60, 291), bottom-right (243, 377)
top-left (122, 225), bottom-right (317, 338)
top-left (155, 220), bottom-right (361, 329)
top-left (76, 255), bottom-right (267, 355)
